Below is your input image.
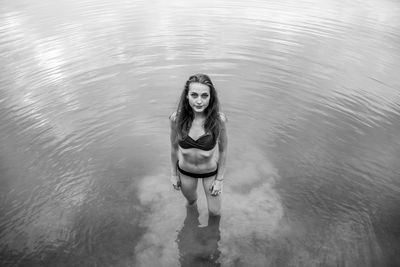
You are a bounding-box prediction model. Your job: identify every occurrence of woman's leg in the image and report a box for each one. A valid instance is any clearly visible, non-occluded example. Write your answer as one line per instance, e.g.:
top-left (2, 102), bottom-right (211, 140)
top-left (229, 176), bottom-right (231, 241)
top-left (202, 176), bottom-right (221, 216)
top-left (179, 173), bottom-right (198, 205)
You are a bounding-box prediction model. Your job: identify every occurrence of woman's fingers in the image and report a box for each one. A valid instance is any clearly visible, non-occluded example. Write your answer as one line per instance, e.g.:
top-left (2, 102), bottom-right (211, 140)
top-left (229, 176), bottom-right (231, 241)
top-left (171, 177), bottom-right (181, 190)
top-left (211, 186), bottom-right (222, 196)
top-left (212, 190), bottom-right (221, 196)
top-left (209, 180), bottom-right (223, 196)
top-left (173, 183), bottom-right (181, 190)
top-left (172, 180), bottom-right (181, 190)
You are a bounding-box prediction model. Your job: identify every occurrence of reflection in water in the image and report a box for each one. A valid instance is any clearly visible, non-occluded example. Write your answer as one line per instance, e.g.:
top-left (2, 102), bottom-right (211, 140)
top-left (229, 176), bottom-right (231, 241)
top-left (177, 204), bottom-right (221, 267)
top-left (133, 148), bottom-right (283, 266)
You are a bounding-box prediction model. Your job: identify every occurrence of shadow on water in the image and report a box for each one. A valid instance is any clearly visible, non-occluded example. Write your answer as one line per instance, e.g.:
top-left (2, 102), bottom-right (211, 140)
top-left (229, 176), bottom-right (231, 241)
top-left (176, 205), bottom-right (221, 267)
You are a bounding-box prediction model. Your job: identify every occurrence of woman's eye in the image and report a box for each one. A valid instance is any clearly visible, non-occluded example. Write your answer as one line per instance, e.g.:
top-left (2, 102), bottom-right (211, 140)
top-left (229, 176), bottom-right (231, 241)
top-left (190, 93), bottom-right (198, 97)
top-left (201, 94), bottom-right (209, 98)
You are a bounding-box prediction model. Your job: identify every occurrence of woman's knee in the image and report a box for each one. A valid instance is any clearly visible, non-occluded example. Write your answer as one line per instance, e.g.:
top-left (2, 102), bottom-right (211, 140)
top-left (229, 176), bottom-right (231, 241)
top-left (180, 184), bottom-right (198, 203)
top-left (187, 198), bottom-right (197, 206)
top-left (208, 204), bottom-right (221, 216)
top-left (181, 189), bottom-right (197, 203)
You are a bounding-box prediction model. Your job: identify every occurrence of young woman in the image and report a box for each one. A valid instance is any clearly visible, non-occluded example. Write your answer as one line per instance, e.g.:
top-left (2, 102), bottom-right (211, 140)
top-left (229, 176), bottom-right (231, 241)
top-left (170, 74), bottom-right (227, 216)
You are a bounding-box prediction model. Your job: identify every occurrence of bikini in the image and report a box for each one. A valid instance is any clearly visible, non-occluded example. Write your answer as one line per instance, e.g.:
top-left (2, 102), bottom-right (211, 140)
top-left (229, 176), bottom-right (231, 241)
top-left (179, 133), bottom-right (216, 151)
top-left (177, 133), bottom-right (218, 178)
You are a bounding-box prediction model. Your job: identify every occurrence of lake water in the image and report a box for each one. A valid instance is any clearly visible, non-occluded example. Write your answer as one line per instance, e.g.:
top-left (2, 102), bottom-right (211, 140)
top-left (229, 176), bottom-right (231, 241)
top-left (1, 0), bottom-right (400, 266)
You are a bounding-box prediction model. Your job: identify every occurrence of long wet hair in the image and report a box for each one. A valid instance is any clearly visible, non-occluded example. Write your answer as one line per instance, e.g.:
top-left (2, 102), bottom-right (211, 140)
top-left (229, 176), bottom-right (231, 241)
top-left (175, 74), bottom-right (222, 139)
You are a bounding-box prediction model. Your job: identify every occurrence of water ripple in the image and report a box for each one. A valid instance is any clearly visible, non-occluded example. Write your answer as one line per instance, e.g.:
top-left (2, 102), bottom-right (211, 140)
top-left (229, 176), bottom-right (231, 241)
top-left (1, 0), bottom-right (400, 265)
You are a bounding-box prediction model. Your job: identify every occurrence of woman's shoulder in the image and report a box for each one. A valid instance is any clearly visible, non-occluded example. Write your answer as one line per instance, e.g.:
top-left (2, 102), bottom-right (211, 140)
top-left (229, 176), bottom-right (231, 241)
top-left (219, 112), bottom-right (227, 123)
top-left (169, 111), bottom-right (177, 122)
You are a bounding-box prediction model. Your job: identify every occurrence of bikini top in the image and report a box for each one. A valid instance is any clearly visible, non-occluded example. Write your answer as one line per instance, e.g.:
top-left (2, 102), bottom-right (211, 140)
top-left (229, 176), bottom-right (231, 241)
top-left (178, 133), bottom-right (217, 151)
top-left (170, 111), bottom-right (226, 151)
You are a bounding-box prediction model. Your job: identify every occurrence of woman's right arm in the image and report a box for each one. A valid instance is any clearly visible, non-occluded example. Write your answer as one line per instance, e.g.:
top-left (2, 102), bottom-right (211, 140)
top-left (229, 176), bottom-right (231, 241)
top-left (169, 112), bottom-right (180, 190)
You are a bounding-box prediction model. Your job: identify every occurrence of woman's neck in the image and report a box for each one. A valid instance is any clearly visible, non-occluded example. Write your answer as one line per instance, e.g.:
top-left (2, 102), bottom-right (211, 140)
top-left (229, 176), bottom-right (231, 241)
top-left (193, 112), bottom-right (205, 121)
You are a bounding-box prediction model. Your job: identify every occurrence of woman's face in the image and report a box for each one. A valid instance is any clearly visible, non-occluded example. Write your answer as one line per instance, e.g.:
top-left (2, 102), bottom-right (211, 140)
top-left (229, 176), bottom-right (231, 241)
top-left (187, 82), bottom-right (211, 114)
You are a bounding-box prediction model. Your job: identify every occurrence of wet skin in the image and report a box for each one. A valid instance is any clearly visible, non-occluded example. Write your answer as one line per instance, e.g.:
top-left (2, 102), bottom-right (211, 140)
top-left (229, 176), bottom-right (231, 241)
top-left (170, 82), bottom-right (228, 215)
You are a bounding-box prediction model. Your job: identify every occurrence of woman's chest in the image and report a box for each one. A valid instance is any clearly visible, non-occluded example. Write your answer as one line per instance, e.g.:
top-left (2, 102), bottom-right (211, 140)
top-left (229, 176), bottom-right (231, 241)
top-left (188, 123), bottom-right (206, 140)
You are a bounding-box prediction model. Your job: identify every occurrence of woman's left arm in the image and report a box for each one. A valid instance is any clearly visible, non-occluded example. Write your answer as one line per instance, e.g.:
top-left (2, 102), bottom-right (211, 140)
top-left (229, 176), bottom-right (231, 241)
top-left (216, 113), bottom-right (228, 181)
top-left (210, 113), bottom-right (227, 196)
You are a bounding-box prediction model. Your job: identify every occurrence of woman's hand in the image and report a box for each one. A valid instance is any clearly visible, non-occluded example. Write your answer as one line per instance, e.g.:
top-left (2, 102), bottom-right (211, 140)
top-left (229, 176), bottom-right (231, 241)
top-left (210, 179), bottom-right (223, 196)
top-left (170, 174), bottom-right (181, 190)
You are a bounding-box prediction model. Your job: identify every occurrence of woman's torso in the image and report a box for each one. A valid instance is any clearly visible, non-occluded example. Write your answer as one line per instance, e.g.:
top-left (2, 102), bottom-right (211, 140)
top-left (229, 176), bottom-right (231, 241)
top-left (177, 124), bottom-right (219, 173)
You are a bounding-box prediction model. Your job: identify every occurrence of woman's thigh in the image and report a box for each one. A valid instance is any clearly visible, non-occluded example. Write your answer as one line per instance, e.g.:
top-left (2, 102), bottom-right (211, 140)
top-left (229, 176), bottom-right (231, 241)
top-left (179, 173), bottom-right (198, 201)
top-left (202, 176), bottom-right (221, 215)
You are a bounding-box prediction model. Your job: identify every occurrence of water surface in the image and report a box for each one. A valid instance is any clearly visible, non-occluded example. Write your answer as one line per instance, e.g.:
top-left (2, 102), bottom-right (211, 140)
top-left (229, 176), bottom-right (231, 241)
top-left (1, 0), bottom-right (400, 266)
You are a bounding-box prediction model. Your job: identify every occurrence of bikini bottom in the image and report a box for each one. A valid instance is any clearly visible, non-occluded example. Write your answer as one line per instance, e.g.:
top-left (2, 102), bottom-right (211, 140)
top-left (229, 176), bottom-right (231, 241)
top-left (177, 162), bottom-right (218, 178)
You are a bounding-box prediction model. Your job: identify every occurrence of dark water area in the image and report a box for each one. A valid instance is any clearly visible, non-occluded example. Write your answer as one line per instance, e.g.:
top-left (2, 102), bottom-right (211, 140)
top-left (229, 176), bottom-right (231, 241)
top-left (1, 0), bottom-right (400, 266)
